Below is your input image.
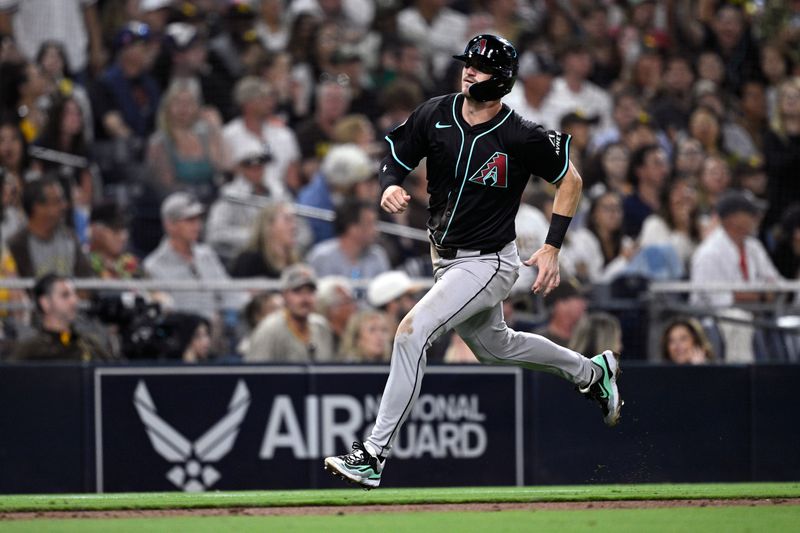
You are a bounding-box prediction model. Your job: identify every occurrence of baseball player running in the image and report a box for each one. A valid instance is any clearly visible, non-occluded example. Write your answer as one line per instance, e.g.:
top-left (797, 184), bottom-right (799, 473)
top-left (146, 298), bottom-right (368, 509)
top-left (324, 35), bottom-right (622, 489)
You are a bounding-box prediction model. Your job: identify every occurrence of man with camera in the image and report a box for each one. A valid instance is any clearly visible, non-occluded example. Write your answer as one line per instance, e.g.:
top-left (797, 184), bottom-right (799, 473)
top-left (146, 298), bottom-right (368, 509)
top-left (10, 273), bottom-right (112, 362)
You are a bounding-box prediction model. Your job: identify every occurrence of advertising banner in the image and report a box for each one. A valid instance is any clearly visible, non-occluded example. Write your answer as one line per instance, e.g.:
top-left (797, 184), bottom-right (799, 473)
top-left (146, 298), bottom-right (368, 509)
top-left (94, 366), bottom-right (523, 492)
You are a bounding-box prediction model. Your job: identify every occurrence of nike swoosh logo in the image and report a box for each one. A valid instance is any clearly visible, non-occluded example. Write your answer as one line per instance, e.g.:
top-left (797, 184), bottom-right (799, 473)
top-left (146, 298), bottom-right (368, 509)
top-left (435, 122), bottom-right (452, 129)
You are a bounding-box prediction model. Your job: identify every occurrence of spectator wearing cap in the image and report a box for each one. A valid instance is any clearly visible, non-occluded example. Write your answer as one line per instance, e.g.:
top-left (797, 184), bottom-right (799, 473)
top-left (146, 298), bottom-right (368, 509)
top-left (690, 189), bottom-right (781, 363)
top-left (503, 51), bottom-right (559, 129)
top-left (161, 22), bottom-right (235, 122)
top-left (222, 76), bottom-right (299, 197)
top-left (206, 0), bottom-right (260, 85)
top-left (691, 189), bottom-right (780, 308)
top-left (367, 270), bottom-right (422, 336)
top-left (0, 0), bottom-right (105, 81)
top-left (8, 175), bottom-right (93, 278)
top-left (143, 192), bottom-right (243, 320)
top-left (244, 263), bottom-right (335, 362)
top-left (206, 139), bottom-right (274, 262)
top-left (307, 198), bottom-right (390, 281)
top-left (138, 0), bottom-right (173, 34)
top-left (88, 202), bottom-right (142, 279)
top-left (146, 77), bottom-right (224, 202)
top-left (297, 143), bottom-right (374, 244)
top-left (92, 21), bottom-right (160, 140)
top-left (316, 276), bottom-right (357, 351)
top-left (544, 39), bottom-right (613, 131)
top-left (533, 277), bottom-right (588, 348)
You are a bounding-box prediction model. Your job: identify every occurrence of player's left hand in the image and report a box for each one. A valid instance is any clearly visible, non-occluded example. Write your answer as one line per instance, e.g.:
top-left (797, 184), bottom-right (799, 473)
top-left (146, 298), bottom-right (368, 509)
top-left (524, 244), bottom-right (561, 296)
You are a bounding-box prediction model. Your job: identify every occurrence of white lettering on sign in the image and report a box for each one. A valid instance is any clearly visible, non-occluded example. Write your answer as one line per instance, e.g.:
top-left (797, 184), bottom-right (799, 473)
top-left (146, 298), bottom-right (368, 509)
top-left (258, 394), bottom-right (487, 460)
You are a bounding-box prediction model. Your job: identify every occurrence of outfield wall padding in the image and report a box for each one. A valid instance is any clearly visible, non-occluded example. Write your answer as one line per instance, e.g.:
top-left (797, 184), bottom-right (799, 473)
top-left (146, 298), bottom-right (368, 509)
top-left (0, 363), bottom-right (797, 493)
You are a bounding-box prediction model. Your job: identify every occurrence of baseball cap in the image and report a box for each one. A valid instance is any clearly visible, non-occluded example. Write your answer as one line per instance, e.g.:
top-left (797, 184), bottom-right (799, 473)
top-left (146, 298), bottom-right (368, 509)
top-left (114, 22), bottom-right (152, 51)
top-left (518, 52), bottom-right (560, 78)
top-left (321, 144), bottom-right (373, 188)
top-left (90, 202), bottom-right (129, 230)
top-left (543, 278), bottom-right (585, 309)
top-left (716, 189), bottom-right (766, 219)
top-left (367, 271), bottom-right (422, 308)
top-left (231, 137), bottom-right (272, 167)
top-left (140, 0), bottom-right (173, 12)
top-left (560, 110), bottom-right (600, 129)
top-left (165, 22), bottom-right (201, 51)
top-left (161, 192), bottom-right (205, 222)
top-left (281, 264), bottom-right (318, 291)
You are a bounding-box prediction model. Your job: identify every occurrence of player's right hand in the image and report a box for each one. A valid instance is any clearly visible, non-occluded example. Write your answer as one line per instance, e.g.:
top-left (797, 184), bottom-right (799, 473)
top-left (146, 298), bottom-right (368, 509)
top-left (381, 185), bottom-right (412, 214)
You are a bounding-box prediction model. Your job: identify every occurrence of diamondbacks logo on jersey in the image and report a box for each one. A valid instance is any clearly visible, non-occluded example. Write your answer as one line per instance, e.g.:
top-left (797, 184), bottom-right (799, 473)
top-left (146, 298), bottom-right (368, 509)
top-left (469, 152), bottom-right (508, 188)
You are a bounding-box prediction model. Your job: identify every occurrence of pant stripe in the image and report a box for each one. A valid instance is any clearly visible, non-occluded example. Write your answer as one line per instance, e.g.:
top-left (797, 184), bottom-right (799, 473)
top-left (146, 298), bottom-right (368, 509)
top-left (377, 253), bottom-right (502, 456)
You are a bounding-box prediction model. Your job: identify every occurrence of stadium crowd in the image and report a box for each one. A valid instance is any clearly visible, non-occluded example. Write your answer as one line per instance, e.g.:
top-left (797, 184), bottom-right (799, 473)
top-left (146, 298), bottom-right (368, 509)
top-left (0, 0), bottom-right (798, 364)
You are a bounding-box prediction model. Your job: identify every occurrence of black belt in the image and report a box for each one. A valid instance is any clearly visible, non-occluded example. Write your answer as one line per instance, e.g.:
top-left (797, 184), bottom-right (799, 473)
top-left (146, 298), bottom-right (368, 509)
top-left (431, 241), bottom-right (505, 260)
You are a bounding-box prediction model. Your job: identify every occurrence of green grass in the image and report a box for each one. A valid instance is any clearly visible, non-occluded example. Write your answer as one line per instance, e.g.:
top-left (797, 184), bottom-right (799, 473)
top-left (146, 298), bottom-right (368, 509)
top-left (1, 506), bottom-right (799, 533)
top-left (0, 483), bottom-right (799, 513)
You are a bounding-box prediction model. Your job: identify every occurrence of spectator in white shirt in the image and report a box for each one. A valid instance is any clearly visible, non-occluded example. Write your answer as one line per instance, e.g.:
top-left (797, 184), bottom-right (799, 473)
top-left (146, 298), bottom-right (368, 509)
top-left (396, 0), bottom-right (468, 82)
top-left (544, 39), bottom-right (613, 130)
top-left (503, 51), bottom-right (559, 129)
top-left (691, 189), bottom-right (781, 308)
top-left (206, 138), bottom-right (272, 262)
top-left (222, 76), bottom-right (299, 199)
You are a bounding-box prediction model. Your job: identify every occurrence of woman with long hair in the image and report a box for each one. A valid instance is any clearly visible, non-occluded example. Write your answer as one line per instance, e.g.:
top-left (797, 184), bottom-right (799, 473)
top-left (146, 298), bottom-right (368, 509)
top-left (661, 317), bottom-right (715, 364)
top-left (562, 189), bottom-right (631, 283)
top-left (764, 77), bottom-right (800, 230)
top-left (639, 175), bottom-right (701, 266)
top-left (338, 310), bottom-right (392, 363)
top-left (231, 202), bottom-right (299, 278)
top-left (146, 78), bottom-right (224, 201)
top-left (0, 120), bottom-right (28, 247)
top-left (32, 94), bottom-right (94, 213)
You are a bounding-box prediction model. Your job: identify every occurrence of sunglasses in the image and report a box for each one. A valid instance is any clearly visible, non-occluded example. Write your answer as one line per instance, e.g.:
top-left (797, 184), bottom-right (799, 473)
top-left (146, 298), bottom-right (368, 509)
top-left (241, 155), bottom-right (271, 167)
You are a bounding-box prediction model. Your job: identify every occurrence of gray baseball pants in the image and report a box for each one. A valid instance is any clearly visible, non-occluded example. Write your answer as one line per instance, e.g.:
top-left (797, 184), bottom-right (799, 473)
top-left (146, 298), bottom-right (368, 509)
top-left (366, 241), bottom-right (595, 458)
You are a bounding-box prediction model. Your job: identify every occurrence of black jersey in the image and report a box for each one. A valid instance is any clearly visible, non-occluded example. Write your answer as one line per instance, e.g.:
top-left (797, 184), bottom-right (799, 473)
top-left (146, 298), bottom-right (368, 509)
top-left (382, 93), bottom-right (572, 251)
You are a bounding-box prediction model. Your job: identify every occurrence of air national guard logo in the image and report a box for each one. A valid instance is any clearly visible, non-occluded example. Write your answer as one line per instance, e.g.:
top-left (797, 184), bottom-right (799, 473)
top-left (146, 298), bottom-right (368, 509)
top-left (134, 380), bottom-right (251, 492)
top-left (469, 152), bottom-right (508, 188)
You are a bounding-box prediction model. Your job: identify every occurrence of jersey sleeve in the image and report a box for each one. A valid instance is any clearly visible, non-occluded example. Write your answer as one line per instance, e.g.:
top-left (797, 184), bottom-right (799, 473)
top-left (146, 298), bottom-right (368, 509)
top-left (384, 103), bottom-right (430, 173)
top-left (518, 123), bottom-right (572, 185)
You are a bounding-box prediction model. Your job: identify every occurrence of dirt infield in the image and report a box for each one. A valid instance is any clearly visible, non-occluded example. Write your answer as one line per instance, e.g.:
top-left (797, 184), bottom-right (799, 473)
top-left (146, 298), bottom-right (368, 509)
top-left (2, 498), bottom-right (799, 520)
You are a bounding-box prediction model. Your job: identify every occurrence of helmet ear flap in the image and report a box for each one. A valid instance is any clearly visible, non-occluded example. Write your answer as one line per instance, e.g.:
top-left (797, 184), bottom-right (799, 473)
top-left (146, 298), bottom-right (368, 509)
top-left (467, 76), bottom-right (517, 102)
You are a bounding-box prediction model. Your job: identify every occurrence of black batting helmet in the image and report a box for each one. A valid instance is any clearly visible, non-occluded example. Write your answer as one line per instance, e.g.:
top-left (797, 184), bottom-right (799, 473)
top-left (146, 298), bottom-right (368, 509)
top-left (453, 34), bottom-right (519, 102)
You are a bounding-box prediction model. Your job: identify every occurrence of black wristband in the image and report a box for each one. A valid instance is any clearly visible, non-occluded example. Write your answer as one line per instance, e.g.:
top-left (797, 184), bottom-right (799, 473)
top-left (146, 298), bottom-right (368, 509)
top-left (544, 213), bottom-right (573, 249)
